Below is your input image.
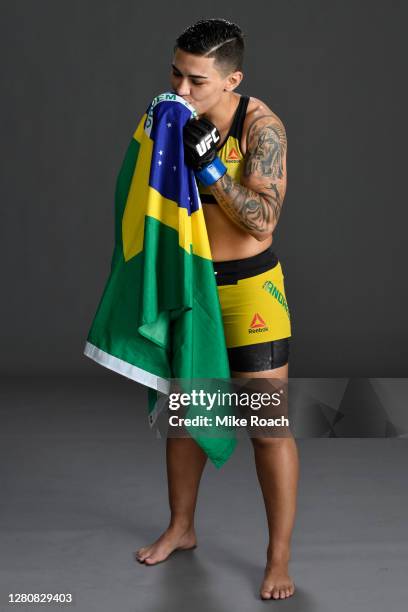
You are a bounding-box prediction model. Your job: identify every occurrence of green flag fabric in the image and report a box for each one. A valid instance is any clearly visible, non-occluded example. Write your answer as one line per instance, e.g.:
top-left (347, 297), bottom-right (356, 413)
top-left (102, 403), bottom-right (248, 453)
top-left (83, 92), bottom-right (237, 468)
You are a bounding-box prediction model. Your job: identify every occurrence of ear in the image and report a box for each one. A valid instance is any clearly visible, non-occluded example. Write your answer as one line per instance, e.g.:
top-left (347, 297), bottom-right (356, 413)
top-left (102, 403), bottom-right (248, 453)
top-left (224, 71), bottom-right (244, 92)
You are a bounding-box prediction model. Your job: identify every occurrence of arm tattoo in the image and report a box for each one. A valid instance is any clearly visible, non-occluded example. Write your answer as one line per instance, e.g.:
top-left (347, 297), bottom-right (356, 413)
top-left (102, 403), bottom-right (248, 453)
top-left (209, 115), bottom-right (287, 238)
top-left (244, 117), bottom-right (287, 179)
top-left (212, 173), bottom-right (273, 234)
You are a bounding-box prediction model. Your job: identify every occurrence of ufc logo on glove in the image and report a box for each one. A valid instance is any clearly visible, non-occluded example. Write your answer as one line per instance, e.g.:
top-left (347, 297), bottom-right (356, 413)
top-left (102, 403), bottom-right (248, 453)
top-left (195, 128), bottom-right (220, 156)
top-left (183, 116), bottom-right (227, 186)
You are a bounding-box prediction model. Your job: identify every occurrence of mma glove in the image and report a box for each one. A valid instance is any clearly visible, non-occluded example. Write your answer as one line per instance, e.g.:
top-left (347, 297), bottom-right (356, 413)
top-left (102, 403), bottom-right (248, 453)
top-left (183, 117), bottom-right (227, 186)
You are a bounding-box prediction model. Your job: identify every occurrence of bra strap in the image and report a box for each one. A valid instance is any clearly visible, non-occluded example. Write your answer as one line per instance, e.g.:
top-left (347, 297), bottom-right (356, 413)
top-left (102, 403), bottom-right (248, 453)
top-left (230, 95), bottom-right (250, 142)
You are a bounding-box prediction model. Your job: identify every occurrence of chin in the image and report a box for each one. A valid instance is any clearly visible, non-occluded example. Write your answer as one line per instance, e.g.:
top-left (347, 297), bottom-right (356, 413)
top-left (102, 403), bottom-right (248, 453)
top-left (190, 101), bottom-right (203, 114)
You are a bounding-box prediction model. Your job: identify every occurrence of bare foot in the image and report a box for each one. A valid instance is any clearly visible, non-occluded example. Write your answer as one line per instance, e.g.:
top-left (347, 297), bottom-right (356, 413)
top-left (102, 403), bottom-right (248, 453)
top-left (260, 555), bottom-right (295, 600)
top-left (135, 525), bottom-right (197, 565)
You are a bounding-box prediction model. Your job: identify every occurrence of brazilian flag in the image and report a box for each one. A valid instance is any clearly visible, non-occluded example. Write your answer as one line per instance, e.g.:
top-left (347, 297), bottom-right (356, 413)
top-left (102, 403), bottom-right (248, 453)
top-left (83, 92), bottom-right (236, 468)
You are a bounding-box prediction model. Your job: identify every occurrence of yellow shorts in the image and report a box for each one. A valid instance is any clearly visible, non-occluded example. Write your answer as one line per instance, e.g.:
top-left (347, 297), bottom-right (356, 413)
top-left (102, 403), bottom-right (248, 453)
top-left (213, 246), bottom-right (292, 372)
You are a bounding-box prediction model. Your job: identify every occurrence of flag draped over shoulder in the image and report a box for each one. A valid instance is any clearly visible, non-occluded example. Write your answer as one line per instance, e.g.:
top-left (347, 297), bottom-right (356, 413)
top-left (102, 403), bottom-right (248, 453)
top-left (83, 92), bottom-right (236, 468)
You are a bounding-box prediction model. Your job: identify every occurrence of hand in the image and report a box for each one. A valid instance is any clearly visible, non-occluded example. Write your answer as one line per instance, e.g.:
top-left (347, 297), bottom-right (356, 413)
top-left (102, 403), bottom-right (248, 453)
top-left (183, 117), bottom-right (227, 186)
top-left (183, 117), bottom-right (221, 170)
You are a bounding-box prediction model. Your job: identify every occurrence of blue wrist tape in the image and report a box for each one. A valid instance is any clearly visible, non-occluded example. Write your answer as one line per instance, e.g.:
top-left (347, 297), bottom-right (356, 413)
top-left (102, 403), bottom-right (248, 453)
top-left (195, 157), bottom-right (227, 187)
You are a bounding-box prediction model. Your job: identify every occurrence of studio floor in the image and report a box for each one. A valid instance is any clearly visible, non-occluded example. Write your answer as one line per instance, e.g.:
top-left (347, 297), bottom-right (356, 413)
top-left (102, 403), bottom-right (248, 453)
top-left (0, 376), bottom-right (407, 612)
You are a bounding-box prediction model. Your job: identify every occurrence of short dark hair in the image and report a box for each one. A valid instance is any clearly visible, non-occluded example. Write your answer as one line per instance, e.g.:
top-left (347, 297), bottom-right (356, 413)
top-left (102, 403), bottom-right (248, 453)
top-left (175, 18), bottom-right (245, 76)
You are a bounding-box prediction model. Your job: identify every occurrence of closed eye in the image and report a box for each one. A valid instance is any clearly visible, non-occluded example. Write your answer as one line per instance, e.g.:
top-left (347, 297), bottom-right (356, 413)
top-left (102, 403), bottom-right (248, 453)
top-left (172, 70), bottom-right (205, 86)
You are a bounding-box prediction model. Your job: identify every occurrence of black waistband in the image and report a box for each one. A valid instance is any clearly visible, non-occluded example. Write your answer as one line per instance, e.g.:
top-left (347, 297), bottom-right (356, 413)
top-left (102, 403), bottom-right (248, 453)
top-left (213, 245), bottom-right (279, 285)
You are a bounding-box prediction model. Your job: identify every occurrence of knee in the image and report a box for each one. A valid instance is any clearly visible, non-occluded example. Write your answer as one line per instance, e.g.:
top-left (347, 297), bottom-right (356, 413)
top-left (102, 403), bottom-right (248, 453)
top-left (251, 435), bottom-right (290, 450)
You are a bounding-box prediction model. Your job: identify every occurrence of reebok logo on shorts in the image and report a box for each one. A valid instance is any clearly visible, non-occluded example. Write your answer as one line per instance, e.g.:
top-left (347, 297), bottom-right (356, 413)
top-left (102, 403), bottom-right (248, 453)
top-left (248, 312), bottom-right (269, 334)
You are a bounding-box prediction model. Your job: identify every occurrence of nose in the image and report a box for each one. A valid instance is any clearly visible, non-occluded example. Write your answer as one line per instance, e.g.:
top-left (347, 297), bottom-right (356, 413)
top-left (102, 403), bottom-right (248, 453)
top-left (174, 78), bottom-right (191, 97)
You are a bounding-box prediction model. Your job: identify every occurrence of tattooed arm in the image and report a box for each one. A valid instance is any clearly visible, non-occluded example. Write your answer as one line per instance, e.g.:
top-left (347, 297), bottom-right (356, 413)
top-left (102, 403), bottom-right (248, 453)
top-left (208, 114), bottom-right (287, 241)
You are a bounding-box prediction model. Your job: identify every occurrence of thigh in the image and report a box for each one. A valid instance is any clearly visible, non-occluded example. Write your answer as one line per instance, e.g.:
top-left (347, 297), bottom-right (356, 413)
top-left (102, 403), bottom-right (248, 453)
top-left (232, 356), bottom-right (290, 444)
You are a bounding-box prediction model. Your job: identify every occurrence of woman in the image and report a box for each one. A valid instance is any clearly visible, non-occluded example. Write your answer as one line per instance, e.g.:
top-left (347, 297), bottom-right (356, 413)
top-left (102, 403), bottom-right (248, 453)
top-left (136, 18), bottom-right (299, 602)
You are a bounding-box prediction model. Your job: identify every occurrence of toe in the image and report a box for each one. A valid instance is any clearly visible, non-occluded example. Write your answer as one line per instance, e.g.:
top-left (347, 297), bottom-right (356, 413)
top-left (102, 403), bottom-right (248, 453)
top-left (272, 587), bottom-right (280, 599)
top-left (144, 552), bottom-right (164, 565)
top-left (280, 589), bottom-right (286, 599)
top-left (136, 547), bottom-right (151, 562)
top-left (260, 583), bottom-right (273, 600)
top-left (136, 546), bottom-right (147, 556)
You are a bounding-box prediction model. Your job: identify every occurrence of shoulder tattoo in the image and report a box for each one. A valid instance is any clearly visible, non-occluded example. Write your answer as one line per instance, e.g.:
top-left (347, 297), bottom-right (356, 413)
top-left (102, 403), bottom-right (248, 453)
top-left (244, 115), bottom-right (287, 179)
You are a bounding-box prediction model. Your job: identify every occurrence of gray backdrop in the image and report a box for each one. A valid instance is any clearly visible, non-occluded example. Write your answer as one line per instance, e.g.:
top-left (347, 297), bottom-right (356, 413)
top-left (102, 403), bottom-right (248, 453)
top-left (1, 0), bottom-right (406, 377)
